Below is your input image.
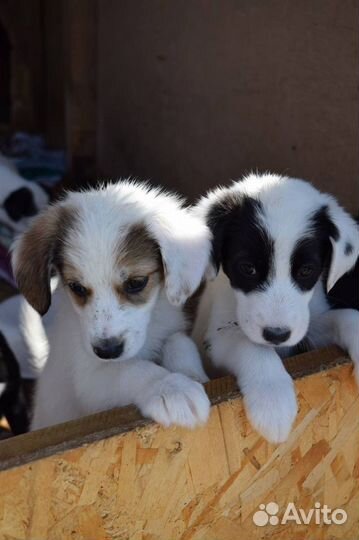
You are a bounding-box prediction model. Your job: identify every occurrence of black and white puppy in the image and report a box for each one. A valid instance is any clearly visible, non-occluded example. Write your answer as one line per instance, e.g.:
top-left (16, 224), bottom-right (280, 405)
top-left (0, 155), bottom-right (49, 233)
top-left (193, 173), bottom-right (359, 443)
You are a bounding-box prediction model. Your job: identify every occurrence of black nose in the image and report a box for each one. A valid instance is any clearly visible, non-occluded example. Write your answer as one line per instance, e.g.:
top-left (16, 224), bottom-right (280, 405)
top-left (262, 327), bottom-right (291, 345)
top-left (92, 338), bottom-right (124, 359)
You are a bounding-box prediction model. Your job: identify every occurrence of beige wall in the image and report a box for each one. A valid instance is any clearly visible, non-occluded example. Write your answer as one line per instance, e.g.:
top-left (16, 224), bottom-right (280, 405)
top-left (97, 0), bottom-right (358, 212)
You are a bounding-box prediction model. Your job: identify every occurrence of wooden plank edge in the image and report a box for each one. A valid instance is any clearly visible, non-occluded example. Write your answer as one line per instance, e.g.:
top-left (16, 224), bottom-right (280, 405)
top-left (0, 345), bottom-right (350, 471)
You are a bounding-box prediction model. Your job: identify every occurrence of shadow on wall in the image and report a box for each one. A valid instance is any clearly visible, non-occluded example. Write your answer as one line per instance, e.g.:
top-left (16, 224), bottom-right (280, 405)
top-left (0, 22), bottom-right (11, 124)
top-left (96, 1), bottom-right (358, 211)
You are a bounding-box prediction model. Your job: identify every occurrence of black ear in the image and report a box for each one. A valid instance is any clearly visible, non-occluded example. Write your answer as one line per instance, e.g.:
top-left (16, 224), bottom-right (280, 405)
top-left (206, 197), bottom-right (237, 274)
top-left (4, 187), bottom-right (38, 222)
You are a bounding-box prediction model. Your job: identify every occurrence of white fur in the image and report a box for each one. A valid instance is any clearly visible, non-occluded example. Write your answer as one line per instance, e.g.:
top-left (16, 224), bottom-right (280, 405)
top-left (0, 295), bottom-right (48, 379)
top-left (162, 332), bottom-right (209, 383)
top-left (193, 174), bottom-right (359, 443)
top-left (13, 181), bottom-right (211, 430)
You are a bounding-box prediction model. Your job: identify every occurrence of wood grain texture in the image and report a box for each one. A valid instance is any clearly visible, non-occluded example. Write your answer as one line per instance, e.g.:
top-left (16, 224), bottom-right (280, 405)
top-left (0, 347), bottom-right (358, 540)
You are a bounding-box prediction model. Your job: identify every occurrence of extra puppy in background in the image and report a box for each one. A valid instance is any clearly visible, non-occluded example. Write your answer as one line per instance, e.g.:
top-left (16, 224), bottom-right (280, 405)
top-left (0, 154), bottom-right (49, 232)
top-left (0, 295), bottom-right (48, 434)
top-left (193, 173), bottom-right (359, 443)
top-left (12, 181), bottom-right (211, 430)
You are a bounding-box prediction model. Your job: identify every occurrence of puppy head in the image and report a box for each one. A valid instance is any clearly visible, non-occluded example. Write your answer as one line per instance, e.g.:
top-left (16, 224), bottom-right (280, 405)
top-left (12, 181), bottom-right (211, 362)
top-left (0, 158), bottom-right (49, 232)
top-left (198, 173), bottom-right (359, 347)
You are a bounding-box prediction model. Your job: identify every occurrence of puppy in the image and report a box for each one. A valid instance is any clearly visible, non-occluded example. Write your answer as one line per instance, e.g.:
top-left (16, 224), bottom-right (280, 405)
top-left (12, 181), bottom-right (211, 430)
top-left (193, 173), bottom-right (359, 443)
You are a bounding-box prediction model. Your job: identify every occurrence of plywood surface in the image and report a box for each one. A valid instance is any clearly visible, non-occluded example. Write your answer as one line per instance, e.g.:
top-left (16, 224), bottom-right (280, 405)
top-left (0, 347), bottom-right (358, 540)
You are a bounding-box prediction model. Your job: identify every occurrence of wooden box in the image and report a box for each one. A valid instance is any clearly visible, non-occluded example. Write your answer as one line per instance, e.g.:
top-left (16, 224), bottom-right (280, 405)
top-left (0, 346), bottom-right (358, 540)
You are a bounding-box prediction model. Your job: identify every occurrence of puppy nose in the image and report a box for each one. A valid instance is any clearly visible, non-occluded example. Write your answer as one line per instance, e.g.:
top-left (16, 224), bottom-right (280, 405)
top-left (92, 338), bottom-right (124, 359)
top-left (262, 326), bottom-right (291, 345)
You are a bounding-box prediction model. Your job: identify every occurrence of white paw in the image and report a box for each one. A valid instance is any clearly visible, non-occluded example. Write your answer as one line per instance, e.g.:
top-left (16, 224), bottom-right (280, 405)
top-left (140, 373), bottom-right (210, 429)
top-left (243, 375), bottom-right (298, 443)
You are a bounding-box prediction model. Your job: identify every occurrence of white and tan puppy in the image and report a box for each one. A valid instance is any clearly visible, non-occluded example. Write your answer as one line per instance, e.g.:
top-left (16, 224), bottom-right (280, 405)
top-left (12, 181), bottom-right (211, 430)
top-left (193, 173), bottom-right (359, 443)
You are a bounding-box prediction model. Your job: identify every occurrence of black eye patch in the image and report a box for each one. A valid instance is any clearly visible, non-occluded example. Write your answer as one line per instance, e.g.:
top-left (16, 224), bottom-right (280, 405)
top-left (3, 187), bottom-right (38, 222)
top-left (290, 205), bottom-right (338, 291)
top-left (291, 237), bottom-right (324, 291)
top-left (217, 197), bottom-right (275, 293)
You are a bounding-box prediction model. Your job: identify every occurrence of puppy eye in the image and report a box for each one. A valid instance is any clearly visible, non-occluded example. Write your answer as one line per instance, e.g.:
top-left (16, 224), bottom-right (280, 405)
top-left (124, 276), bottom-right (149, 294)
top-left (238, 263), bottom-right (257, 277)
top-left (68, 282), bottom-right (88, 298)
top-left (297, 264), bottom-right (315, 279)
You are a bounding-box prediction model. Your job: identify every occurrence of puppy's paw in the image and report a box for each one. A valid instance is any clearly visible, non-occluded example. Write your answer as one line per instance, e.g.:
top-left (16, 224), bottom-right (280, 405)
top-left (140, 373), bottom-right (210, 429)
top-left (243, 375), bottom-right (298, 443)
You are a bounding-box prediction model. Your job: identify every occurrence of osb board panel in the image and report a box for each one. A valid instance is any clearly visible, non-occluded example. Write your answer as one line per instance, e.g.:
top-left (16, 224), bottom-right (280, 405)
top-left (0, 346), bottom-right (348, 470)
top-left (0, 349), bottom-right (359, 539)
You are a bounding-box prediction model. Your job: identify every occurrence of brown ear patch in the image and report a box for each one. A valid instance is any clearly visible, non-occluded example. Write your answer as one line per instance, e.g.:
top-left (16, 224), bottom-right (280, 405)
top-left (116, 223), bottom-right (164, 305)
top-left (118, 223), bottom-right (163, 276)
top-left (12, 205), bottom-right (77, 315)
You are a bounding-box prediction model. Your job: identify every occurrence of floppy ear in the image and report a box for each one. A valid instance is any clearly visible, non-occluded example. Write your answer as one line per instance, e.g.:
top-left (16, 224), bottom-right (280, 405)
top-left (195, 192), bottom-right (238, 278)
top-left (11, 204), bottom-right (75, 315)
top-left (325, 198), bottom-right (359, 292)
top-left (206, 200), bottom-right (232, 277)
top-left (146, 206), bottom-right (212, 306)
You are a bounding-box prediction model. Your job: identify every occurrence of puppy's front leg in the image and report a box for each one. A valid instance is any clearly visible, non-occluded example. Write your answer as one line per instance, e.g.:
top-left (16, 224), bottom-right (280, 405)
top-left (227, 337), bottom-right (297, 443)
top-left (76, 359), bottom-right (210, 429)
top-left (162, 332), bottom-right (209, 383)
top-left (319, 309), bottom-right (359, 383)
